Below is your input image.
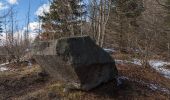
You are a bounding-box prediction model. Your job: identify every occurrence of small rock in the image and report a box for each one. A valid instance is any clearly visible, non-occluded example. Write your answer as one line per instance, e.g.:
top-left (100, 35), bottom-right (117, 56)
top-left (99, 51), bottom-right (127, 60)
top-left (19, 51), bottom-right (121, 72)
top-left (27, 96), bottom-right (38, 100)
top-left (63, 87), bottom-right (71, 93)
top-left (48, 92), bottom-right (56, 98)
top-left (48, 92), bottom-right (60, 100)
top-left (37, 71), bottom-right (48, 77)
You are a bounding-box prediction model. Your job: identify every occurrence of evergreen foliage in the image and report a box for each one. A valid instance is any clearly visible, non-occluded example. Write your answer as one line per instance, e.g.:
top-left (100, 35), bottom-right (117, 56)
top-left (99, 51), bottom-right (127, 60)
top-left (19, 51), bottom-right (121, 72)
top-left (39, 0), bottom-right (87, 39)
top-left (0, 21), bottom-right (3, 34)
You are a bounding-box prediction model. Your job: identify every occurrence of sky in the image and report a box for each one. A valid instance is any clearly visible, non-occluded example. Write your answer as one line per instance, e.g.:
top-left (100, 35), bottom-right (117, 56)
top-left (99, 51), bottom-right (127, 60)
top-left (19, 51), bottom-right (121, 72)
top-left (0, 0), bottom-right (89, 42)
top-left (0, 0), bottom-right (50, 41)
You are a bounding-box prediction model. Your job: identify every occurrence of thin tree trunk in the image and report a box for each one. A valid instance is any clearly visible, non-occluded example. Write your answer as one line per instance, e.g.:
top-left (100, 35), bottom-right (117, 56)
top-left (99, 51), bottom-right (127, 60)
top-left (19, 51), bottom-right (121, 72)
top-left (101, 0), bottom-right (111, 47)
top-left (97, 1), bottom-right (102, 45)
top-left (67, 2), bottom-right (75, 36)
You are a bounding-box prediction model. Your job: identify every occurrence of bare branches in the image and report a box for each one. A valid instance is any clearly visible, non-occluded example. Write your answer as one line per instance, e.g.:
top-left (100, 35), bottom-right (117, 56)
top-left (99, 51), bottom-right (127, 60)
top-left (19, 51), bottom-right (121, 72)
top-left (156, 0), bottom-right (170, 8)
top-left (89, 0), bottom-right (112, 47)
top-left (0, 8), bottom-right (12, 19)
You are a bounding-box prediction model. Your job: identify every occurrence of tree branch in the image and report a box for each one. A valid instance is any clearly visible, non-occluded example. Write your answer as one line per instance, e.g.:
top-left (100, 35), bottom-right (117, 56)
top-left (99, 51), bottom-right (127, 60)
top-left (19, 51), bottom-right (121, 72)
top-left (156, 0), bottom-right (170, 8)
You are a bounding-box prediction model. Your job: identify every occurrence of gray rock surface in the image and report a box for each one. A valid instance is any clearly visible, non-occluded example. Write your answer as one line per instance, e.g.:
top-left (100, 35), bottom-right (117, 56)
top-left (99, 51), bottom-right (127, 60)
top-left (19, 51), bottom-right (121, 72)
top-left (33, 36), bottom-right (118, 91)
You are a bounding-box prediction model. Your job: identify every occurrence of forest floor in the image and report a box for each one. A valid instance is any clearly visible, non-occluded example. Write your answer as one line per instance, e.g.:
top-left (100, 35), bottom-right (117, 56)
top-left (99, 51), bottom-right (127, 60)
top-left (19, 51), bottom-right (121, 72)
top-left (0, 52), bottom-right (170, 100)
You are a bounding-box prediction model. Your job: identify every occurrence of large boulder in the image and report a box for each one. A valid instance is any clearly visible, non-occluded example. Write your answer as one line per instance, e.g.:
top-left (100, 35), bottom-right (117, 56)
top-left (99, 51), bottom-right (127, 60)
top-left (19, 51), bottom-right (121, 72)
top-left (33, 36), bottom-right (118, 90)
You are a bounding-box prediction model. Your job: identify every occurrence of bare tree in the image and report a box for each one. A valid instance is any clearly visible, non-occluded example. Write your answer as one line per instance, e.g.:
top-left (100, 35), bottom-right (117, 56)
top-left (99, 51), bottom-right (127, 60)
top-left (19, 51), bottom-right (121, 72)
top-left (89, 0), bottom-right (112, 47)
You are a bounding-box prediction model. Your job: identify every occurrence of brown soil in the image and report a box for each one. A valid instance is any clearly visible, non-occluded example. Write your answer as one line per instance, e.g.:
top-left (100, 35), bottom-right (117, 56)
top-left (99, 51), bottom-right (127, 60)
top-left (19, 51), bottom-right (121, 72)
top-left (0, 64), bottom-right (49, 100)
top-left (0, 59), bottom-right (170, 100)
top-left (164, 65), bottom-right (170, 70)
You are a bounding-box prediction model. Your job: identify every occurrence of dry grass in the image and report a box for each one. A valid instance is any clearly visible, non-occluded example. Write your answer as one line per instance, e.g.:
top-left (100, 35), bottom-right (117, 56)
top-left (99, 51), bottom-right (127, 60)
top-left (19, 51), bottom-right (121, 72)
top-left (13, 63), bottom-right (170, 100)
top-left (0, 64), bottom-right (42, 78)
top-left (164, 65), bottom-right (170, 70)
top-left (117, 63), bottom-right (170, 89)
top-left (1, 54), bottom-right (170, 100)
top-left (0, 64), bottom-right (49, 100)
top-left (113, 53), bottom-right (131, 60)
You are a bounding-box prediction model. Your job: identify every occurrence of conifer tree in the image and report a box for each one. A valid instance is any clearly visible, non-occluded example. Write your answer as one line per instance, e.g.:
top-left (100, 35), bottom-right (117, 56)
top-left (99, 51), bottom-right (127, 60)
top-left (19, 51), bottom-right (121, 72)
top-left (0, 21), bottom-right (3, 34)
top-left (39, 0), bottom-right (87, 39)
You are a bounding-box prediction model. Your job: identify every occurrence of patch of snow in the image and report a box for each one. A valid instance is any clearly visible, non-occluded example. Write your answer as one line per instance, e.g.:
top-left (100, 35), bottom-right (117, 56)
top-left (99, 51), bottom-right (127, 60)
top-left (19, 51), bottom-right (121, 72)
top-left (117, 76), bottom-right (170, 94)
top-left (28, 61), bottom-right (32, 68)
top-left (134, 49), bottom-right (140, 52)
top-left (115, 59), bottom-right (125, 64)
top-left (149, 60), bottom-right (170, 79)
top-left (138, 79), bottom-right (170, 94)
top-left (115, 59), bottom-right (131, 64)
top-left (149, 84), bottom-right (158, 90)
top-left (149, 60), bottom-right (170, 68)
top-left (0, 62), bottom-right (9, 66)
top-left (103, 48), bottom-right (116, 54)
top-left (132, 59), bottom-right (142, 66)
top-left (0, 62), bottom-right (9, 72)
top-left (0, 67), bottom-right (8, 71)
top-left (115, 58), bottom-right (170, 79)
top-left (147, 83), bottom-right (170, 94)
top-left (115, 59), bottom-right (142, 66)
